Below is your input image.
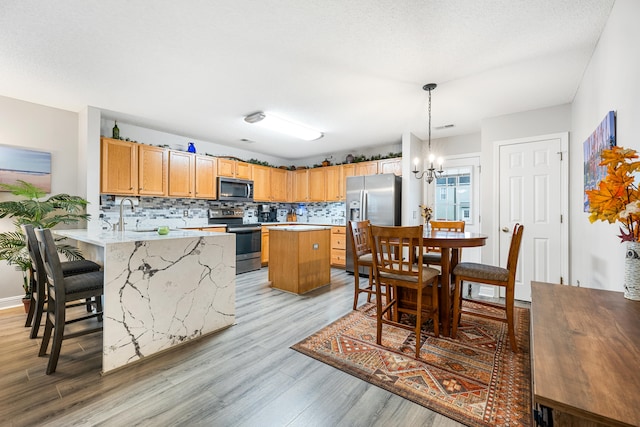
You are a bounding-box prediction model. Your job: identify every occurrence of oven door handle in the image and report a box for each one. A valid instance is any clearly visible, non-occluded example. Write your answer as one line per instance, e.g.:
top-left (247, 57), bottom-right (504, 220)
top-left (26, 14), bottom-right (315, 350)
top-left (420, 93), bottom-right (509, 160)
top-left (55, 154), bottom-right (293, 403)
top-left (227, 226), bottom-right (262, 233)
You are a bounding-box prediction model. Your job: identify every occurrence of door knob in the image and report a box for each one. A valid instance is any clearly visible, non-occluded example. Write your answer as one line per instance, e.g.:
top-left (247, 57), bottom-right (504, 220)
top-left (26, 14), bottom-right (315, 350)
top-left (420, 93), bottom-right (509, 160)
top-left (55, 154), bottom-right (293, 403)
top-left (502, 227), bottom-right (510, 232)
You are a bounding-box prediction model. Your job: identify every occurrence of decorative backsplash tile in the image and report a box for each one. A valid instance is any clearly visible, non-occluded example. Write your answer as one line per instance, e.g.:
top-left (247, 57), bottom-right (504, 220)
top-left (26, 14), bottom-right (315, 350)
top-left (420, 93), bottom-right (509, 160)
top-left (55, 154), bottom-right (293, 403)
top-left (98, 196), bottom-right (346, 229)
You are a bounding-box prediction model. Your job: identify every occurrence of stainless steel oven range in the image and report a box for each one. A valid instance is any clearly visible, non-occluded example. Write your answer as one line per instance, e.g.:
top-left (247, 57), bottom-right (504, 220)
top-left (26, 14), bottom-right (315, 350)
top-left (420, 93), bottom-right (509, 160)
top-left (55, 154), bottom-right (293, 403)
top-left (208, 208), bottom-right (261, 274)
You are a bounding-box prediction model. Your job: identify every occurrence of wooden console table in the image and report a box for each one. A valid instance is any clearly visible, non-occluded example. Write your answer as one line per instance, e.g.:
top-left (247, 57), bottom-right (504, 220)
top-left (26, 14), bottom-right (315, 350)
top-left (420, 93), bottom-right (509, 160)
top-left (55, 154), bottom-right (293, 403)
top-left (531, 281), bottom-right (640, 426)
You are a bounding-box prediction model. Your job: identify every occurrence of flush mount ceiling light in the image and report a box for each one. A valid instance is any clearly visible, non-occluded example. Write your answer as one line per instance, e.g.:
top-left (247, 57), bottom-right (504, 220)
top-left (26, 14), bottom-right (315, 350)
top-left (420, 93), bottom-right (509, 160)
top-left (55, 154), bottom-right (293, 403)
top-left (243, 112), bottom-right (323, 141)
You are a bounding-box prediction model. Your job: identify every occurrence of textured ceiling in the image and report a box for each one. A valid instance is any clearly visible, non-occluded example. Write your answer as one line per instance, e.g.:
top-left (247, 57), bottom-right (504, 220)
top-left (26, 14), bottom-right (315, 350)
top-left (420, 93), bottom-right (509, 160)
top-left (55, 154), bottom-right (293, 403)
top-left (0, 0), bottom-right (615, 160)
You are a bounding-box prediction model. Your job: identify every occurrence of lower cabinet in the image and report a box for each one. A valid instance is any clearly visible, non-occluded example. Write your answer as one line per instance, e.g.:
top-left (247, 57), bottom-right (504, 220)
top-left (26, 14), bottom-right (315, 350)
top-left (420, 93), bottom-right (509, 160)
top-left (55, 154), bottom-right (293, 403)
top-left (331, 226), bottom-right (346, 267)
top-left (261, 226), bottom-right (270, 265)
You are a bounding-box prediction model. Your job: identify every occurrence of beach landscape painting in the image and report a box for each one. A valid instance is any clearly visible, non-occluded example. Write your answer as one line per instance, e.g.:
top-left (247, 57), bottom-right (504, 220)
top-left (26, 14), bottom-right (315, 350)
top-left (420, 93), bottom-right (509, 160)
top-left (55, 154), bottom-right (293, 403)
top-left (0, 145), bottom-right (51, 192)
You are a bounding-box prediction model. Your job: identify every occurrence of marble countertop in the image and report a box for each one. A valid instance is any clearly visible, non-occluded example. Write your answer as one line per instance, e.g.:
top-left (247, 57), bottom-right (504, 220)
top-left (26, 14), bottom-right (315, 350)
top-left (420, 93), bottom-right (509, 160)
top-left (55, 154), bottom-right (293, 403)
top-left (54, 228), bottom-right (229, 247)
top-left (269, 225), bottom-right (332, 232)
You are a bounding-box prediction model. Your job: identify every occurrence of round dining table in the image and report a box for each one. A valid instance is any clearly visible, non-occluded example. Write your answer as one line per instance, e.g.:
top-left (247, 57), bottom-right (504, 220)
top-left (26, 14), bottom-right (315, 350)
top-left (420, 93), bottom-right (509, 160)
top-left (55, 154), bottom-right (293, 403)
top-left (399, 230), bottom-right (488, 337)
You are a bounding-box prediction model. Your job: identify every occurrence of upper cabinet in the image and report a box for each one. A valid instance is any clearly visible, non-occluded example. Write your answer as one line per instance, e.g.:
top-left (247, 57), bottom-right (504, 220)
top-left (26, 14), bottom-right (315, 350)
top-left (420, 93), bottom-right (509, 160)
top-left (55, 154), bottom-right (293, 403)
top-left (355, 160), bottom-right (378, 176)
top-left (292, 169), bottom-right (309, 202)
top-left (168, 150), bottom-right (195, 198)
top-left (101, 137), bottom-right (167, 197)
top-left (271, 168), bottom-right (289, 202)
top-left (217, 158), bottom-right (251, 179)
top-left (378, 158), bottom-right (402, 176)
top-left (138, 145), bottom-right (168, 196)
top-left (194, 155), bottom-right (217, 199)
top-left (251, 164), bottom-right (271, 202)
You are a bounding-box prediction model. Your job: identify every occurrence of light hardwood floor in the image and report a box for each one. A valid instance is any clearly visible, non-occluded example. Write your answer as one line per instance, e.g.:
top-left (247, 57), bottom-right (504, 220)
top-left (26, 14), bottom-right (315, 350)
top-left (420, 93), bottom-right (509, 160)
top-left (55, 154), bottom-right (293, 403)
top-left (0, 267), bottom-right (465, 427)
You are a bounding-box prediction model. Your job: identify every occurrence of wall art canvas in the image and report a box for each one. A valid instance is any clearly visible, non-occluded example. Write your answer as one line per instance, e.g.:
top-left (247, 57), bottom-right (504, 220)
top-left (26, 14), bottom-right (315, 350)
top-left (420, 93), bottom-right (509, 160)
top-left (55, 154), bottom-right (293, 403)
top-left (584, 111), bottom-right (616, 212)
top-left (0, 145), bottom-right (51, 192)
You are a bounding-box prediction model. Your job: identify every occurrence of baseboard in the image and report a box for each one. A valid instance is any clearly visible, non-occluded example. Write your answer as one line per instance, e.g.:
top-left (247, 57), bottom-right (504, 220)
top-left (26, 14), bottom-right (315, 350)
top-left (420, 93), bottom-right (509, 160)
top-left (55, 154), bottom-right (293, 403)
top-left (0, 295), bottom-right (24, 311)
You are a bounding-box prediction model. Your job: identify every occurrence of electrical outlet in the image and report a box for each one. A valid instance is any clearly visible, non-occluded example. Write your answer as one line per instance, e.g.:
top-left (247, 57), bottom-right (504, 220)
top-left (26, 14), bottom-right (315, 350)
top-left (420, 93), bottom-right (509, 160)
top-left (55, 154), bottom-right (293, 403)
top-left (183, 210), bottom-right (189, 217)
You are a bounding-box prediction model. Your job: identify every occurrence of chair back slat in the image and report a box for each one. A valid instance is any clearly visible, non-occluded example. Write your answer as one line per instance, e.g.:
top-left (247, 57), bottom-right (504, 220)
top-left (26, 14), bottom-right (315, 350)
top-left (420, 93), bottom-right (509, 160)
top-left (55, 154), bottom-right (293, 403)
top-left (370, 225), bottom-right (424, 279)
top-left (21, 225), bottom-right (46, 297)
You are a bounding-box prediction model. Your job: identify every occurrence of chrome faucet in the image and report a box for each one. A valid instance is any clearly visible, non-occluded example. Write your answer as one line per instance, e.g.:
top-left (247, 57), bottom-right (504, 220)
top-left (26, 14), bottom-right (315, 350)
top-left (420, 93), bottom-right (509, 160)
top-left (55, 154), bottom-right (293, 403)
top-left (118, 198), bottom-right (135, 231)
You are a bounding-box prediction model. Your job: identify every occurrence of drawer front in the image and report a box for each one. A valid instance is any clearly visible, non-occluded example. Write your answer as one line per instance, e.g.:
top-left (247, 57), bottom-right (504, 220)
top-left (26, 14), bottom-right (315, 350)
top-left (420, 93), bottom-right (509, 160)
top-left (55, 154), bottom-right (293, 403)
top-left (332, 235), bottom-right (346, 249)
top-left (332, 226), bottom-right (346, 235)
top-left (331, 249), bottom-right (346, 266)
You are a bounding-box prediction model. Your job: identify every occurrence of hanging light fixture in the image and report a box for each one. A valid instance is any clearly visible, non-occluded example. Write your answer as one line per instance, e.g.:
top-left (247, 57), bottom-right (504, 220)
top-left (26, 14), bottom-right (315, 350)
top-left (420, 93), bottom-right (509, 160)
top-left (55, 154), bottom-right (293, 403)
top-left (412, 83), bottom-right (444, 184)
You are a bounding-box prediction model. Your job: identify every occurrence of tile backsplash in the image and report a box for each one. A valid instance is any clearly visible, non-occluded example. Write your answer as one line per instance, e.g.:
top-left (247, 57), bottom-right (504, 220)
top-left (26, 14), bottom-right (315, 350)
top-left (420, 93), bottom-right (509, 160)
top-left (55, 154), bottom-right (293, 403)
top-left (98, 196), bottom-right (346, 230)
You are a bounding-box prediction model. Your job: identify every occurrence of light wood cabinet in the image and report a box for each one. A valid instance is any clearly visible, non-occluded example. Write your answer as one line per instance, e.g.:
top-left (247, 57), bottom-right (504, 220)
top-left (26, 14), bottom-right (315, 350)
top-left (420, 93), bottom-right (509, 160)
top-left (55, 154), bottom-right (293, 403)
top-left (292, 169), bottom-right (309, 202)
top-left (271, 168), bottom-right (289, 202)
top-left (137, 144), bottom-right (168, 196)
top-left (101, 138), bottom-right (169, 197)
top-left (326, 165), bottom-right (352, 201)
top-left (200, 227), bottom-right (226, 232)
top-left (251, 165), bottom-right (271, 202)
top-left (261, 226), bottom-right (270, 265)
top-left (194, 155), bottom-right (217, 199)
top-left (216, 158), bottom-right (251, 179)
top-left (101, 138), bottom-right (138, 195)
top-left (378, 158), bottom-right (402, 176)
top-left (308, 167), bottom-right (326, 202)
top-left (356, 161), bottom-right (379, 176)
top-left (168, 150), bottom-right (195, 197)
top-left (331, 226), bottom-right (347, 267)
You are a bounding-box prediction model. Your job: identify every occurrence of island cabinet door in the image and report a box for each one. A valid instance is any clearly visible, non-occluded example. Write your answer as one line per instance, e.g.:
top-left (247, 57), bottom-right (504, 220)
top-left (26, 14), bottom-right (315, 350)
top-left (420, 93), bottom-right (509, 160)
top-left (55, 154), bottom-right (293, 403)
top-left (168, 151), bottom-right (195, 197)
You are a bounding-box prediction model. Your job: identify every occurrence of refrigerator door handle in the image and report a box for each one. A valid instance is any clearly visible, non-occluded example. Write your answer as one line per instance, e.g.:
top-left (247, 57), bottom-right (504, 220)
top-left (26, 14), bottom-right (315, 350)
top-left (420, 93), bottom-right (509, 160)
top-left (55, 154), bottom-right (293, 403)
top-left (359, 190), bottom-right (364, 220)
top-left (363, 190), bottom-right (368, 220)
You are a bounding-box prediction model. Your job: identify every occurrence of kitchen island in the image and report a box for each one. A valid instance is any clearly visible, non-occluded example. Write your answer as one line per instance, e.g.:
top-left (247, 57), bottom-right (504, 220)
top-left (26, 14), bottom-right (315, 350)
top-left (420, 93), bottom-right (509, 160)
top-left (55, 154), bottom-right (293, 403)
top-left (269, 226), bottom-right (331, 294)
top-left (55, 229), bottom-right (236, 373)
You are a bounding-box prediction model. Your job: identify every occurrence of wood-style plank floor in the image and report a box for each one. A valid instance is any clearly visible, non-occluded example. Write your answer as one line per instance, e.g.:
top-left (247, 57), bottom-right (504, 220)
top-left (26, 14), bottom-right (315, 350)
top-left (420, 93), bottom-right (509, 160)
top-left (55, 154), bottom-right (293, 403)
top-left (0, 267), bottom-right (465, 427)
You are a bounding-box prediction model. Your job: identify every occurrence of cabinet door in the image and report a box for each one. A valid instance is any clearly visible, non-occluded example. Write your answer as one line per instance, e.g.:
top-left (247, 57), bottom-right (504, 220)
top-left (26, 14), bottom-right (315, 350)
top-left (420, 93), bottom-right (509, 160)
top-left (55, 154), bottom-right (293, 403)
top-left (251, 165), bottom-right (271, 201)
top-left (195, 155), bottom-right (216, 199)
top-left (261, 227), bottom-right (270, 265)
top-left (308, 167), bottom-right (326, 201)
top-left (356, 161), bottom-right (378, 176)
top-left (101, 138), bottom-right (137, 195)
top-left (235, 162), bottom-right (251, 179)
top-left (216, 158), bottom-right (235, 177)
top-left (342, 164), bottom-right (356, 179)
top-left (168, 151), bottom-right (195, 197)
top-left (292, 170), bottom-right (309, 202)
top-left (378, 158), bottom-right (402, 176)
top-left (325, 165), bottom-right (343, 201)
top-left (138, 145), bottom-right (167, 196)
top-left (270, 168), bottom-right (289, 202)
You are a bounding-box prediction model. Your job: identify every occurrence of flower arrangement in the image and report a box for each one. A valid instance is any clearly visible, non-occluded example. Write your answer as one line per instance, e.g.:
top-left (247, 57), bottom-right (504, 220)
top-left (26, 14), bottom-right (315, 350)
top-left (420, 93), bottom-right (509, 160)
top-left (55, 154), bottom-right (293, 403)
top-left (419, 204), bottom-right (433, 225)
top-left (586, 146), bottom-right (640, 242)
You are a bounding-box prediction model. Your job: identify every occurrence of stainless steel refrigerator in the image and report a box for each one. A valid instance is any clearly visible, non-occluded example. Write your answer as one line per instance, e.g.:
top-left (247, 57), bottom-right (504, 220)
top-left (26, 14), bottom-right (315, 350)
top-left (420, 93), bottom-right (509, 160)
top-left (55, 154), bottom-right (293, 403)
top-left (346, 173), bottom-right (402, 274)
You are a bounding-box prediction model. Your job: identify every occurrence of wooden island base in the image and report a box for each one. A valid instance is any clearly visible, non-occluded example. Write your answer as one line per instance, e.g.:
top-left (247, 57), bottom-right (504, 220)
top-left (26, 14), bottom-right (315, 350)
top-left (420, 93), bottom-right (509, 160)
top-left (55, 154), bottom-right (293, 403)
top-left (269, 226), bottom-right (331, 294)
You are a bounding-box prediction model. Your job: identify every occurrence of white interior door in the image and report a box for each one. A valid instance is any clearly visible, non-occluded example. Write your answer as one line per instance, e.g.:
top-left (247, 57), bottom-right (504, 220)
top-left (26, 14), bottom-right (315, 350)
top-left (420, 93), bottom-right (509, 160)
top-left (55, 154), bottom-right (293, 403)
top-left (498, 134), bottom-right (567, 301)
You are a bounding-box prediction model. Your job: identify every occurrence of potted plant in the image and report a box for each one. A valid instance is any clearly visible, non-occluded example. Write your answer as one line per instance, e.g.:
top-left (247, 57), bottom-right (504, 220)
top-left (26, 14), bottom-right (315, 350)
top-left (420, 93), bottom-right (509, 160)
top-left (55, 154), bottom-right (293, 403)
top-left (0, 180), bottom-right (90, 310)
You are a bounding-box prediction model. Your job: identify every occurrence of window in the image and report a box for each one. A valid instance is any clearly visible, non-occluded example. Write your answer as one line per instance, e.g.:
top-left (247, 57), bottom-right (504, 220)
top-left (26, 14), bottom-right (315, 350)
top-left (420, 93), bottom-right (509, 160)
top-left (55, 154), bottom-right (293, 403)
top-left (433, 166), bottom-right (472, 223)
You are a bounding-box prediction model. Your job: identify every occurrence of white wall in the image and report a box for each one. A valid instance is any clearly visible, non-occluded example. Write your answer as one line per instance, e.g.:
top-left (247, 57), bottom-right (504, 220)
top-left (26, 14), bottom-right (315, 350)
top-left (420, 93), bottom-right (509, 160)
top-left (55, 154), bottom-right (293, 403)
top-left (570, 0), bottom-right (640, 291)
top-left (480, 104), bottom-right (572, 264)
top-left (0, 96), bottom-right (80, 306)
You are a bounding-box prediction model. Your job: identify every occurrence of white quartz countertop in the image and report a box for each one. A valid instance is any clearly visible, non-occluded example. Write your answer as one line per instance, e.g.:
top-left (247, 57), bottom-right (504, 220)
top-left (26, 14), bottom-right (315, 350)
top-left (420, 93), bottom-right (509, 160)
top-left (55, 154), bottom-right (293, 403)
top-left (54, 229), bottom-right (229, 247)
top-left (269, 225), bottom-right (331, 232)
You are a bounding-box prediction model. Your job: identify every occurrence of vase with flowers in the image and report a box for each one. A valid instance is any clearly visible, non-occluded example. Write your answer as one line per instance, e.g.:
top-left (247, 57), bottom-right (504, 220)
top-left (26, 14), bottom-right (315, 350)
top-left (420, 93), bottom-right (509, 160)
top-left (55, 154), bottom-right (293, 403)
top-left (586, 146), bottom-right (640, 300)
top-left (419, 204), bottom-right (433, 231)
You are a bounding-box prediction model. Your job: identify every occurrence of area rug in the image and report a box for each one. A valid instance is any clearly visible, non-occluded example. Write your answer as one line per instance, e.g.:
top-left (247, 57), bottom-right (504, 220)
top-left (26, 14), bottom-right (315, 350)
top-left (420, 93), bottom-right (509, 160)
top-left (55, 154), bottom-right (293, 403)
top-left (292, 302), bottom-right (531, 427)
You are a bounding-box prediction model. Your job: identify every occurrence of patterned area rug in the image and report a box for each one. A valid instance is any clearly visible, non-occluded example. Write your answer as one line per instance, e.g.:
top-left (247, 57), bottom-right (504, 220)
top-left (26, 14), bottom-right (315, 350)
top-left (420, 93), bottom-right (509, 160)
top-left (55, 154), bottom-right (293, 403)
top-left (292, 302), bottom-right (531, 427)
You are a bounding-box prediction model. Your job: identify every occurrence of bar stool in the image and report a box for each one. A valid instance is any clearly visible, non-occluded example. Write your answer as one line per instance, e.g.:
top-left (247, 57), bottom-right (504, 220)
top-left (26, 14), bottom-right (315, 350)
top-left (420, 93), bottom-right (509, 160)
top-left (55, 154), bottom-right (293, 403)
top-left (34, 228), bottom-right (104, 374)
top-left (22, 224), bottom-right (102, 339)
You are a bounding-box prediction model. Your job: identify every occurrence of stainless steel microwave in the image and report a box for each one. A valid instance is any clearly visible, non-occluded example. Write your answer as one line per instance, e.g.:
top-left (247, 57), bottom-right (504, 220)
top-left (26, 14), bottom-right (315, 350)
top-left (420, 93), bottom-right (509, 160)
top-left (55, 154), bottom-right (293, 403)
top-left (217, 177), bottom-right (254, 202)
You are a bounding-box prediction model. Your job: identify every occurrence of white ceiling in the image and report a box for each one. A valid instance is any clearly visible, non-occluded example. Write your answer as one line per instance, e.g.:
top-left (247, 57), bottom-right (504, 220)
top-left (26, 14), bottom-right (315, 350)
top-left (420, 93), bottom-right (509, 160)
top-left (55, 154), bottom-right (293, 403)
top-left (0, 1), bottom-right (615, 160)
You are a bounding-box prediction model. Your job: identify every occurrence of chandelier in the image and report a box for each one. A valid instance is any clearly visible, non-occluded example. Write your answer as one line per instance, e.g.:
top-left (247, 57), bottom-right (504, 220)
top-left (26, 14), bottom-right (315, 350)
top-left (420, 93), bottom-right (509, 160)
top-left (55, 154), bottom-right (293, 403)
top-left (412, 83), bottom-right (444, 184)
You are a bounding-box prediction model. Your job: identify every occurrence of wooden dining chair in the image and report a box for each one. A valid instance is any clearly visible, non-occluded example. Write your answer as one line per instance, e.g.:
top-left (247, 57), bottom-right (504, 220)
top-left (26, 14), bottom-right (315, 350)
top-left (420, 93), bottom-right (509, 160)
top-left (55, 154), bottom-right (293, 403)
top-left (22, 224), bottom-right (102, 339)
top-left (451, 223), bottom-right (524, 351)
top-left (370, 224), bottom-right (440, 359)
top-left (35, 228), bottom-right (104, 374)
top-left (348, 220), bottom-right (377, 310)
top-left (423, 220), bottom-right (465, 266)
